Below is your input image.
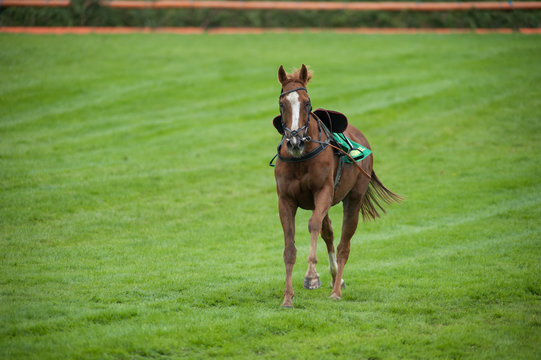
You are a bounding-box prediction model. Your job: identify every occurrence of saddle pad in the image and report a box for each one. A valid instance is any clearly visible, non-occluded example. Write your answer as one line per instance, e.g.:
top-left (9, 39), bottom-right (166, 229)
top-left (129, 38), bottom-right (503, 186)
top-left (332, 133), bottom-right (372, 163)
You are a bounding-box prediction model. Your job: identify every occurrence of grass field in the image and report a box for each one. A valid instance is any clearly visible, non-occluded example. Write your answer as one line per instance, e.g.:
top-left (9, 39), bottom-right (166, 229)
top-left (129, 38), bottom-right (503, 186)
top-left (1, 33), bottom-right (540, 359)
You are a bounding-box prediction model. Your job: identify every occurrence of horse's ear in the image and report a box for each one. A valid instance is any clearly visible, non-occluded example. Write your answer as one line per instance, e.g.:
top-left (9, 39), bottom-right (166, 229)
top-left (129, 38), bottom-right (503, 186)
top-left (299, 64), bottom-right (309, 84)
top-left (278, 65), bottom-right (288, 85)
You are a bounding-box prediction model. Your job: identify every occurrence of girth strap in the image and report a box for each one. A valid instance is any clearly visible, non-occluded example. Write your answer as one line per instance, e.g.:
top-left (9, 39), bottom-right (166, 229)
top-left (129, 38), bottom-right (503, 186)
top-left (334, 153), bottom-right (345, 192)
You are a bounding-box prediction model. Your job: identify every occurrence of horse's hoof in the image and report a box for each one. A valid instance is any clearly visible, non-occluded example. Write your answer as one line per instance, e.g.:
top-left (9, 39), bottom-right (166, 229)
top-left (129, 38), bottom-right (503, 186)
top-left (303, 276), bottom-right (321, 290)
top-left (331, 279), bottom-right (346, 289)
top-left (281, 300), bottom-right (294, 308)
top-left (330, 292), bottom-right (341, 301)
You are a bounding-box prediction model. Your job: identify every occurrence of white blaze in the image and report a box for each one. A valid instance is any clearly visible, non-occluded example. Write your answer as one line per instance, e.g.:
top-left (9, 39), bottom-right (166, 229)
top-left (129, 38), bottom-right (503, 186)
top-left (285, 92), bottom-right (301, 131)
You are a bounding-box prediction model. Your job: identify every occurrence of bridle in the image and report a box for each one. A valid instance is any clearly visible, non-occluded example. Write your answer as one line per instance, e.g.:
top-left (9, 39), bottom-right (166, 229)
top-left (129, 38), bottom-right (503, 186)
top-left (279, 87), bottom-right (312, 144)
top-left (270, 86), bottom-right (331, 165)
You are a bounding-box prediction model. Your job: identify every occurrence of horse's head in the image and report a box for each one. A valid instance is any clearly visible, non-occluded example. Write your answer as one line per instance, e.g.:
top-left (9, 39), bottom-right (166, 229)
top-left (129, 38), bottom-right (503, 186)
top-left (278, 64), bottom-right (313, 158)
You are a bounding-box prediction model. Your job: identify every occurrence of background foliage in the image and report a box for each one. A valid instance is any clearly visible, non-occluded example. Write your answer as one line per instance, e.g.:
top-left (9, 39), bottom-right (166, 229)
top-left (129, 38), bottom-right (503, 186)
top-left (1, 0), bottom-right (540, 28)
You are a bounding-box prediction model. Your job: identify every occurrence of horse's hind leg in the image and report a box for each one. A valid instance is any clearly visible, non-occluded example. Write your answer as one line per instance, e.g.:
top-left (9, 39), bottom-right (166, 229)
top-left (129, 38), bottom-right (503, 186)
top-left (321, 215), bottom-right (345, 289)
top-left (331, 196), bottom-right (362, 300)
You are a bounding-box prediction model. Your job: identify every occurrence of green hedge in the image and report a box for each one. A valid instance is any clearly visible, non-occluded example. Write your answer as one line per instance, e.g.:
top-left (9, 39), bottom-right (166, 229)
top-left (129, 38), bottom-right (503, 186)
top-left (1, 1), bottom-right (540, 28)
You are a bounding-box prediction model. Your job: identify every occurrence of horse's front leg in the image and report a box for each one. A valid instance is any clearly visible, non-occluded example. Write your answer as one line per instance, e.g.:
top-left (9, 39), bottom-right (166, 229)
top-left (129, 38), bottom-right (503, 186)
top-left (279, 197), bottom-right (297, 308)
top-left (304, 187), bottom-right (333, 290)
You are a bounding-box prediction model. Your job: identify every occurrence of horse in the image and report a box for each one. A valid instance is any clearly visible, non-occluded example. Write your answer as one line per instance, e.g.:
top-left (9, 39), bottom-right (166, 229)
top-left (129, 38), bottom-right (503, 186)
top-left (272, 64), bottom-right (402, 308)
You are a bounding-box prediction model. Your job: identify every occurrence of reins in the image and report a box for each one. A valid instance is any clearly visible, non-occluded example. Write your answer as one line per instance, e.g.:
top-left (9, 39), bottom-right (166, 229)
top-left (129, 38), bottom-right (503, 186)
top-left (309, 112), bottom-right (372, 180)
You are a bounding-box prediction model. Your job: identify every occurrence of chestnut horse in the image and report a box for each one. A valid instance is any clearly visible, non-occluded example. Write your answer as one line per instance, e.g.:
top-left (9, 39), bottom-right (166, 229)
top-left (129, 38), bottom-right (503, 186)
top-left (273, 65), bottom-right (401, 307)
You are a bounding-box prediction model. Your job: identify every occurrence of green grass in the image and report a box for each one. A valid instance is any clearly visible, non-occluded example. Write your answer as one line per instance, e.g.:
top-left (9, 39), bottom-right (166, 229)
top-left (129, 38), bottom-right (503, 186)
top-left (1, 33), bottom-right (540, 359)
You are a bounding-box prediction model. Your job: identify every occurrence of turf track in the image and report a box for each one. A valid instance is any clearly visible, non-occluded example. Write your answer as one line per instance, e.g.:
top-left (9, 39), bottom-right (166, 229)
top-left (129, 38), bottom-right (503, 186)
top-left (0, 33), bottom-right (540, 359)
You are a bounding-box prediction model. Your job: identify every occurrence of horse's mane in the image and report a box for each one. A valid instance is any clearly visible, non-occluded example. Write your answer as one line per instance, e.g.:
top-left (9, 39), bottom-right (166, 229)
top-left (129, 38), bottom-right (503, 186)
top-left (285, 67), bottom-right (313, 85)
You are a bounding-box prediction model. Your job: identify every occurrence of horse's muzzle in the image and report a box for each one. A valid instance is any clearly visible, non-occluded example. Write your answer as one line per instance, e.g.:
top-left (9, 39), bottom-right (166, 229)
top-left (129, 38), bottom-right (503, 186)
top-left (286, 136), bottom-right (305, 157)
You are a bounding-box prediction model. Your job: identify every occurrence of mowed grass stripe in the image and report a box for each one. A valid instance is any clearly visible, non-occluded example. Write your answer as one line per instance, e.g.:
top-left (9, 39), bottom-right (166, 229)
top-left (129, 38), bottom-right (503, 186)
top-left (1, 33), bottom-right (540, 359)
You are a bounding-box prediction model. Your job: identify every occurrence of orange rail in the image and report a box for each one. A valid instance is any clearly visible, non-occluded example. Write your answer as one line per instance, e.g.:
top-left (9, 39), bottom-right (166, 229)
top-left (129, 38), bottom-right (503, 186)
top-left (1, 0), bottom-right (70, 6)
top-left (99, 1), bottom-right (541, 11)
top-left (3, 0), bottom-right (541, 10)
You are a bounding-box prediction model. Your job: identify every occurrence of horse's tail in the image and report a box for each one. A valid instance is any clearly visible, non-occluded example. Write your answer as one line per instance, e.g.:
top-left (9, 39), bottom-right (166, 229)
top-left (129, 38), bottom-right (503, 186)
top-left (360, 170), bottom-right (404, 221)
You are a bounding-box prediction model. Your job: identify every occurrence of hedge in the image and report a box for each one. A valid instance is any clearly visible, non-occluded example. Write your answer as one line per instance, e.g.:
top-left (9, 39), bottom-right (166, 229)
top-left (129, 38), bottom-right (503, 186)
top-left (1, 1), bottom-right (540, 28)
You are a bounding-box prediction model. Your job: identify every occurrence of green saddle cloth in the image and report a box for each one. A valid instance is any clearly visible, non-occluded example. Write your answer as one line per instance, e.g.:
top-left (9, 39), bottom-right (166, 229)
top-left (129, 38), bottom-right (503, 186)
top-left (332, 133), bottom-right (372, 163)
